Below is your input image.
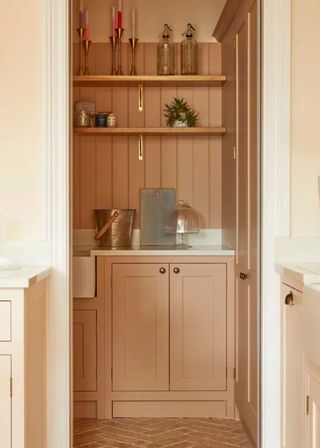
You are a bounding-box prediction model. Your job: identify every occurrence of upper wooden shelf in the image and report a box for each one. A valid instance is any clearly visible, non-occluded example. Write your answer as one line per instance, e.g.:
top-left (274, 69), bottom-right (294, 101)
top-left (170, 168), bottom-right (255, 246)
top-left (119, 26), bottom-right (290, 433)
top-left (73, 75), bottom-right (227, 87)
top-left (74, 127), bottom-right (227, 136)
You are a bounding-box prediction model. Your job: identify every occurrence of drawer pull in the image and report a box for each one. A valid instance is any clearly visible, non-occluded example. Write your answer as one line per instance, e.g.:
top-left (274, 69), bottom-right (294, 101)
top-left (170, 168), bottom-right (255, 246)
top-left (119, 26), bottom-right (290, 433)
top-left (159, 267), bottom-right (166, 274)
top-left (285, 292), bottom-right (294, 306)
top-left (240, 272), bottom-right (248, 280)
top-left (173, 267), bottom-right (180, 274)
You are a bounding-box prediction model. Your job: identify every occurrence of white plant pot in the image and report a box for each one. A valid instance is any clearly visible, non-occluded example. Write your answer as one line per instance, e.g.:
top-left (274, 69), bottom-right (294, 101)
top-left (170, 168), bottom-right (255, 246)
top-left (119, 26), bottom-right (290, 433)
top-left (173, 120), bottom-right (188, 128)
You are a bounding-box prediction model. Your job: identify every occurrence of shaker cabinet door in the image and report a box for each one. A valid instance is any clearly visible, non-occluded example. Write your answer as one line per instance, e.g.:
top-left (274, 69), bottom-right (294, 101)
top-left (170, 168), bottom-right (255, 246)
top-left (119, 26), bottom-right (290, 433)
top-left (282, 284), bottom-right (304, 448)
top-left (73, 310), bottom-right (97, 391)
top-left (0, 355), bottom-right (11, 448)
top-left (112, 264), bottom-right (169, 391)
top-left (170, 263), bottom-right (227, 391)
top-left (307, 366), bottom-right (320, 448)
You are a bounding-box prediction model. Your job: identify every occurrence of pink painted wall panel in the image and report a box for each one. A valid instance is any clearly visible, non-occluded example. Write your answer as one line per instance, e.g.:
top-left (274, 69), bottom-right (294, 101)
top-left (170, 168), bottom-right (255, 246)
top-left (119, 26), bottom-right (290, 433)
top-left (73, 42), bottom-right (223, 229)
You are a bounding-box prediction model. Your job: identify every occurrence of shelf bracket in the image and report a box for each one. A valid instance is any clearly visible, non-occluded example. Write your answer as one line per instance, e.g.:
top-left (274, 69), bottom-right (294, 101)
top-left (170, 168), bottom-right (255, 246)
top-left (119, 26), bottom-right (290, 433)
top-left (138, 83), bottom-right (144, 112)
top-left (138, 134), bottom-right (144, 160)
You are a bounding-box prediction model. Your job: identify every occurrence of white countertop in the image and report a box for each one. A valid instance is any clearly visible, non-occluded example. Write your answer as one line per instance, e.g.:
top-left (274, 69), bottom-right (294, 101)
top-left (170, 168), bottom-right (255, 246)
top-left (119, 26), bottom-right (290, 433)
top-left (275, 262), bottom-right (320, 285)
top-left (0, 266), bottom-right (51, 288)
top-left (89, 245), bottom-right (235, 257)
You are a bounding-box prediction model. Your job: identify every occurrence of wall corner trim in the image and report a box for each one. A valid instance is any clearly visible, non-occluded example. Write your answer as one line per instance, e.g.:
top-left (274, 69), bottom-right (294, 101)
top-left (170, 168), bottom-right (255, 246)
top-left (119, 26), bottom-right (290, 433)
top-left (44, 0), bottom-right (71, 447)
top-left (261, 0), bottom-right (291, 446)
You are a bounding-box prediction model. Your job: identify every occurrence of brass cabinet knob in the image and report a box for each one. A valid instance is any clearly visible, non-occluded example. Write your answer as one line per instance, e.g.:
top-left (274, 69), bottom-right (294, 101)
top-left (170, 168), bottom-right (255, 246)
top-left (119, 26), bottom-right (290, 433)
top-left (159, 267), bottom-right (166, 274)
top-left (285, 292), bottom-right (294, 306)
top-left (173, 267), bottom-right (180, 274)
top-left (240, 272), bottom-right (248, 280)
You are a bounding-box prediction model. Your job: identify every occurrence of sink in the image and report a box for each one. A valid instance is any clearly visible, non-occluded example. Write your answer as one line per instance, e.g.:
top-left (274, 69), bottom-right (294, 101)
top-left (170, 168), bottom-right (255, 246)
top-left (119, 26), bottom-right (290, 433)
top-left (304, 285), bottom-right (320, 367)
top-left (73, 255), bottom-right (95, 298)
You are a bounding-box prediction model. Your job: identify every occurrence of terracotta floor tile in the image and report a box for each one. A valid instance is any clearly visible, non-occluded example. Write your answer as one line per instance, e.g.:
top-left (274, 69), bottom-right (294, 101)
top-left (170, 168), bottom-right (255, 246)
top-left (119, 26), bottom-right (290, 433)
top-left (74, 418), bottom-right (254, 448)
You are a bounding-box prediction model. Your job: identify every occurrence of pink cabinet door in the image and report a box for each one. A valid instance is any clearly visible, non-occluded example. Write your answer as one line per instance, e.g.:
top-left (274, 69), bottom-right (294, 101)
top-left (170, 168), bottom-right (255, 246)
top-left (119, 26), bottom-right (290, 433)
top-left (112, 264), bottom-right (169, 391)
top-left (0, 355), bottom-right (11, 448)
top-left (73, 310), bottom-right (97, 391)
top-left (170, 263), bottom-right (227, 391)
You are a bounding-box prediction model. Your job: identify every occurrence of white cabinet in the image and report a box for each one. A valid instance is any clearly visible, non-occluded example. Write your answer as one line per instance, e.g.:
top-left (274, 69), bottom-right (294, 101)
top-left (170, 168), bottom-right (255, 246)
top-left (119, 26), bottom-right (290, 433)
top-left (0, 355), bottom-right (11, 448)
top-left (306, 361), bottom-right (320, 448)
top-left (281, 283), bottom-right (304, 448)
top-left (0, 279), bottom-right (47, 448)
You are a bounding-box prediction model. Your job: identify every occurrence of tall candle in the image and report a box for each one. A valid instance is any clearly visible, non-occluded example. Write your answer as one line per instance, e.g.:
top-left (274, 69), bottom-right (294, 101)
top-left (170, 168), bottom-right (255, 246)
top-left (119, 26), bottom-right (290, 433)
top-left (85, 10), bottom-right (89, 39)
top-left (79, 0), bottom-right (84, 28)
top-left (85, 9), bottom-right (89, 28)
top-left (112, 6), bottom-right (116, 36)
top-left (131, 9), bottom-right (136, 38)
top-left (117, 0), bottom-right (122, 28)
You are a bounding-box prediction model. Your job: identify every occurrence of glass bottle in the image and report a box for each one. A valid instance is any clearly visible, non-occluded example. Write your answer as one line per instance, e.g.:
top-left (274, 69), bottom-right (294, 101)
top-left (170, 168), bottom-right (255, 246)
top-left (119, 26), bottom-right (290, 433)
top-left (157, 24), bottom-right (175, 75)
top-left (181, 23), bottom-right (198, 75)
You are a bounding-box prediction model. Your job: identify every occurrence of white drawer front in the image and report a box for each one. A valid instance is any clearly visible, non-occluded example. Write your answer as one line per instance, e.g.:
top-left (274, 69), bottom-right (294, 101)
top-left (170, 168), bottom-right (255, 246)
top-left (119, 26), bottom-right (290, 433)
top-left (0, 301), bottom-right (11, 341)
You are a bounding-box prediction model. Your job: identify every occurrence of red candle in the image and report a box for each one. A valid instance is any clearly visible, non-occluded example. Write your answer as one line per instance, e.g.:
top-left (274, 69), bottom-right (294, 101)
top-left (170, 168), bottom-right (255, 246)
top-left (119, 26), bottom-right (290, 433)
top-left (117, 0), bottom-right (122, 29)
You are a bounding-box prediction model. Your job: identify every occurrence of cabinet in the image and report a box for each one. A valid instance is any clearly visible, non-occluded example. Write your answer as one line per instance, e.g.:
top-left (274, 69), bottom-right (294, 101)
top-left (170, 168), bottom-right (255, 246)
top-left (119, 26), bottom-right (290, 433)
top-left (170, 263), bottom-right (227, 391)
top-left (112, 264), bottom-right (169, 391)
top-left (99, 255), bottom-right (235, 418)
top-left (0, 278), bottom-right (47, 448)
top-left (112, 263), bottom-right (227, 394)
top-left (306, 362), bottom-right (320, 448)
top-left (73, 310), bottom-right (97, 391)
top-left (0, 355), bottom-right (11, 448)
top-left (218, 0), bottom-right (259, 442)
top-left (73, 258), bottom-right (106, 419)
top-left (281, 283), bottom-right (304, 448)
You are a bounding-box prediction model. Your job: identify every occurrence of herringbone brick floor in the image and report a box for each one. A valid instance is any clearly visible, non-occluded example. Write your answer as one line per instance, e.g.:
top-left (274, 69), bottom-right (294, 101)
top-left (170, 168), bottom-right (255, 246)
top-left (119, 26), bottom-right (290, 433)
top-left (74, 417), bottom-right (253, 447)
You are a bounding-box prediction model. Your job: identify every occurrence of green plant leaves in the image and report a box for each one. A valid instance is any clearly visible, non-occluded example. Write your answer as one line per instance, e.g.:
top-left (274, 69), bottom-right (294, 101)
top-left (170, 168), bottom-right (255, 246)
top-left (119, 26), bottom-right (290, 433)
top-left (163, 97), bottom-right (199, 127)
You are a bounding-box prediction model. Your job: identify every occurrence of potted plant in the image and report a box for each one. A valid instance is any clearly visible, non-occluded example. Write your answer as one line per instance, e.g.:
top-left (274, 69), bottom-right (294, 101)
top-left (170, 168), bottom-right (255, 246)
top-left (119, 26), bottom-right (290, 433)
top-left (163, 97), bottom-right (199, 128)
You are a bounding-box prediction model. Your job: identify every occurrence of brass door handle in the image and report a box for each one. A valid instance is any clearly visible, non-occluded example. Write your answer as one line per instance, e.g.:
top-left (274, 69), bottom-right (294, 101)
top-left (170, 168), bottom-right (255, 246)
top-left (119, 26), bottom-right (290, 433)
top-left (159, 267), bottom-right (166, 274)
top-left (285, 292), bottom-right (294, 306)
top-left (240, 272), bottom-right (248, 280)
top-left (173, 267), bottom-right (180, 274)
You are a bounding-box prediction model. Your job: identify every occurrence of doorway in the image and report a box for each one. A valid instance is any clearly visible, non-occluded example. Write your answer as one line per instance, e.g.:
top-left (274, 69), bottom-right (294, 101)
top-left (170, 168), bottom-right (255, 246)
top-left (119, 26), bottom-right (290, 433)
top-left (45, 0), bottom-right (291, 446)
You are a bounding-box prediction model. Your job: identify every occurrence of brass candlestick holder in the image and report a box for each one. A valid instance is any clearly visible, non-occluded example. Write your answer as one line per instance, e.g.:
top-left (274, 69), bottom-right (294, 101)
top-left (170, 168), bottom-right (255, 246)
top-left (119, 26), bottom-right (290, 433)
top-left (116, 28), bottom-right (124, 75)
top-left (77, 27), bottom-right (86, 75)
top-left (109, 35), bottom-right (117, 75)
top-left (129, 38), bottom-right (139, 75)
top-left (82, 39), bottom-right (92, 75)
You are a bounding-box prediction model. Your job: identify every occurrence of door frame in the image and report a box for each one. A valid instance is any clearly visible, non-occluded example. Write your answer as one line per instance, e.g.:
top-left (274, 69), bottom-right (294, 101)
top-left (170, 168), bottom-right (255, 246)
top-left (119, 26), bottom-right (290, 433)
top-left (46, 0), bottom-right (291, 447)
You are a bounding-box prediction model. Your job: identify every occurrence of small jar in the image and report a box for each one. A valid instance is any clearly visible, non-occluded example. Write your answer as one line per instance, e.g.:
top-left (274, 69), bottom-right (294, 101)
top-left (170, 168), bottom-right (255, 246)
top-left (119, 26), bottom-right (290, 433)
top-left (95, 113), bottom-right (108, 127)
top-left (107, 113), bottom-right (117, 127)
top-left (75, 109), bottom-right (91, 127)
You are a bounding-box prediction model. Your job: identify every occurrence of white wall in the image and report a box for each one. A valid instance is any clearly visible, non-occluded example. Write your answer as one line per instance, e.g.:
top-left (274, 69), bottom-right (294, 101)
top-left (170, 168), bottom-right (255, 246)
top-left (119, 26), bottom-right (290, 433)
top-left (0, 0), bottom-right (46, 241)
top-left (291, 0), bottom-right (320, 236)
top-left (73, 0), bottom-right (226, 43)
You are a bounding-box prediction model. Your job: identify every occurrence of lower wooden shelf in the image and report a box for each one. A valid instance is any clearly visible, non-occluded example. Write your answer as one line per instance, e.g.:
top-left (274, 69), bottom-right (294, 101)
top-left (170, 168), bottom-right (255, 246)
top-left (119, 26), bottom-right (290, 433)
top-left (74, 127), bottom-right (227, 136)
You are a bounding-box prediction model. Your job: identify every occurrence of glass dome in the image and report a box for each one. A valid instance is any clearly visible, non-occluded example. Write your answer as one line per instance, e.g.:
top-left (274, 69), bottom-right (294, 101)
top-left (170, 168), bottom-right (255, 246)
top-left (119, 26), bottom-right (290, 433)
top-left (165, 200), bottom-right (200, 247)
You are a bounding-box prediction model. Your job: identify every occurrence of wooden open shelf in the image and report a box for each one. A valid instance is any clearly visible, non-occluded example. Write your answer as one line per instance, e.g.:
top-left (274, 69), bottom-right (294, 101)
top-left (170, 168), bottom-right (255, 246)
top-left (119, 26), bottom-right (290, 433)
top-left (74, 127), bottom-right (227, 136)
top-left (73, 75), bottom-right (227, 87)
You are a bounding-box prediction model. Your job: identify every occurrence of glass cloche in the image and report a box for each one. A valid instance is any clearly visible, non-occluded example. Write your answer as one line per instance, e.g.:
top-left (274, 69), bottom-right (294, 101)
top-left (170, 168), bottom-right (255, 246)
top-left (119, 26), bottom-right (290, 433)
top-left (165, 200), bottom-right (200, 248)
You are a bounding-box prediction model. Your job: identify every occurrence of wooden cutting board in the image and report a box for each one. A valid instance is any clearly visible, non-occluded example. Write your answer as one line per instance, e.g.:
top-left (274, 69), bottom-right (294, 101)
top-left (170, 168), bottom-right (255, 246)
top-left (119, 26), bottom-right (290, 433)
top-left (140, 188), bottom-right (176, 246)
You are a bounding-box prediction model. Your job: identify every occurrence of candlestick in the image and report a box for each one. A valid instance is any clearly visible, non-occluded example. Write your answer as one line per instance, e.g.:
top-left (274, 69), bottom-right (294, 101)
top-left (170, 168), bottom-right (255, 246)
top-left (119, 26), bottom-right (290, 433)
top-left (83, 39), bottom-right (92, 75)
top-left (77, 27), bottom-right (85, 75)
top-left (129, 37), bottom-right (138, 75)
top-left (116, 27), bottom-right (124, 75)
top-left (109, 35), bottom-right (117, 75)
